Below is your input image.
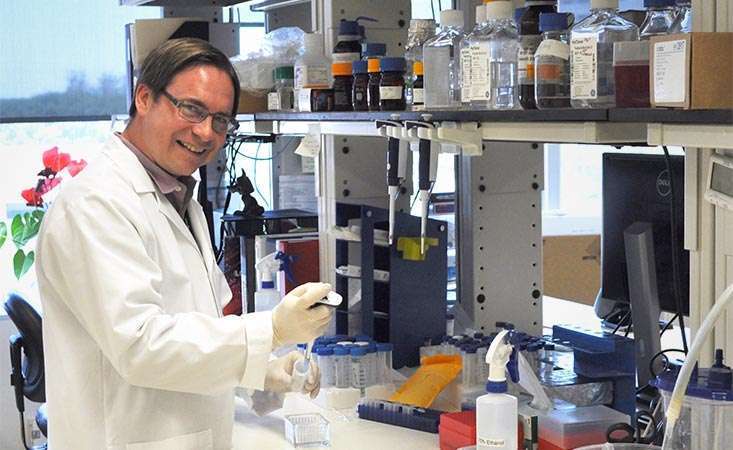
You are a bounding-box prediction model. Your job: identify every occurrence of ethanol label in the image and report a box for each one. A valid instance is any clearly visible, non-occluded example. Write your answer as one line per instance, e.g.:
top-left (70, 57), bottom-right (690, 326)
top-left (379, 86), bottom-right (403, 100)
top-left (477, 436), bottom-right (506, 447)
top-left (460, 46), bottom-right (473, 103)
top-left (470, 43), bottom-right (491, 101)
top-left (570, 35), bottom-right (598, 100)
top-left (653, 39), bottom-right (687, 104)
top-left (518, 35), bottom-right (542, 85)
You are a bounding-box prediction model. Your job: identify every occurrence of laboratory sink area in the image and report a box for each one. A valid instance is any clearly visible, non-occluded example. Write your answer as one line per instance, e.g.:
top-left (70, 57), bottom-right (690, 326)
top-left (4, 0), bottom-right (733, 450)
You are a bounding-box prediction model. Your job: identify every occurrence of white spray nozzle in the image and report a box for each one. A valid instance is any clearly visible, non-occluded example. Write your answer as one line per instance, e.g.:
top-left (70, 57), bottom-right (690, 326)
top-left (486, 330), bottom-right (513, 383)
top-left (255, 252), bottom-right (281, 286)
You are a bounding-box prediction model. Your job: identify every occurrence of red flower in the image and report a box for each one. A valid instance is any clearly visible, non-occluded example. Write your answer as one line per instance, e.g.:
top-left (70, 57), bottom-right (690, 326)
top-left (67, 159), bottom-right (87, 177)
top-left (21, 188), bottom-right (43, 207)
top-left (42, 146), bottom-right (71, 173)
top-left (39, 177), bottom-right (62, 194)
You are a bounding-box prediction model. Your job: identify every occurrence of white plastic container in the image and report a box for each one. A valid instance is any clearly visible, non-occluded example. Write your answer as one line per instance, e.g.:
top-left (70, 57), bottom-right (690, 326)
top-left (294, 33), bottom-right (330, 110)
top-left (570, 0), bottom-right (639, 108)
top-left (486, 1), bottom-right (520, 110)
top-left (576, 445), bottom-right (661, 450)
top-left (423, 9), bottom-right (465, 108)
top-left (476, 388), bottom-right (517, 449)
top-left (333, 346), bottom-right (351, 389)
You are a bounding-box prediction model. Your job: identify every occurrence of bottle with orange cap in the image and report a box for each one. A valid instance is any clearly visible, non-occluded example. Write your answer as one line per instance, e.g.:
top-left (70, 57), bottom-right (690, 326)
top-left (407, 61), bottom-right (425, 110)
top-left (332, 62), bottom-right (354, 111)
top-left (367, 57), bottom-right (382, 111)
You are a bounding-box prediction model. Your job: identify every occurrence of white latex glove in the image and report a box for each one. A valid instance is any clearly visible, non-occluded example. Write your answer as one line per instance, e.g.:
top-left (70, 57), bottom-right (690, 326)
top-left (271, 282), bottom-right (334, 347)
top-left (263, 351), bottom-right (321, 398)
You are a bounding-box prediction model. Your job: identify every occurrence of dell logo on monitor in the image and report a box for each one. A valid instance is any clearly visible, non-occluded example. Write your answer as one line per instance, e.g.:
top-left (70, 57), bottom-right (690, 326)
top-left (656, 169), bottom-right (672, 197)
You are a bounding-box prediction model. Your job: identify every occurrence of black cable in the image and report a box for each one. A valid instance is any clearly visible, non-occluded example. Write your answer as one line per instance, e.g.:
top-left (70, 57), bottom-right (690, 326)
top-left (612, 310), bottom-right (632, 335)
top-left (649, 348), bottom-right (686, 379)
top-left (19, 412), bottom-right (29, 450)
top-left (659, 313), bottom-right (678, 336)
top-left (661, 146), bottom-right (688, 354)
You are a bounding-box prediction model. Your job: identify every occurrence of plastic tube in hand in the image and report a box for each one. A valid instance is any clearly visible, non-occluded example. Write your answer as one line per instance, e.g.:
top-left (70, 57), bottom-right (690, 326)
top-left (291, 341), bottom-right (313, 392)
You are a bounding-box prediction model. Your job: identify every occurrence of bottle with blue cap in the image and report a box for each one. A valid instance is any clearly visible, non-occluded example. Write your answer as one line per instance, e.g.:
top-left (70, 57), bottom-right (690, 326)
top-left (333, 17), bottom-right (377, 62)
top-left (534, 12), bottom-right (573, 109)
top-left (476, 329), bottom-right (519, 450)
top-left (639, 0), bottom-right (676, 39)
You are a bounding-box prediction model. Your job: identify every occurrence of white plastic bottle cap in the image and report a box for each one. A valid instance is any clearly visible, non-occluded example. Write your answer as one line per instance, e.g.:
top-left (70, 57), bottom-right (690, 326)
top-left (303, 33), bottom-right (324, 53)
top-left (475, 5), bottom-right (487, 24)
top-left (591, 0), bottom-right (619, 9)
top-left (485, 1), bottom-right (514, 20)
top-left (440, 9), bottom-right (465, 28)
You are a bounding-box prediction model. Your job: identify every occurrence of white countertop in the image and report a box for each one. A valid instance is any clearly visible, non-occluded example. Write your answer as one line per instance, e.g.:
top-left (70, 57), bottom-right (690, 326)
top-left (233, 393), bottom-right (440, 450)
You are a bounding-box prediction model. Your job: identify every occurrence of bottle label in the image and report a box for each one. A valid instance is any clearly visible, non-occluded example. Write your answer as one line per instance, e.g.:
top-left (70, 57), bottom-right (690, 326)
top-left (570, 36), bottom-right (598, 100)
top-left (469, 42), bottom-right (490, 101)
top-left (295, 65), bottom-right (329, 89)
top-left (413, 88), bottom-right (425, 104)
top-left (332, 52), bottom-right (361, 63)
top-left (519, 35), bottom-right (542, 85)
top-left (536, 39), bottom-right (570, 61)
top-left (536, 63), bottom-right (563, 82)
top-left (296, 89), bottom-right (313, 112)
top-left (477, 437), bottom-right (506, 447)
top-left (379, 86), bottom-right (403, 100)
top-left (267, 92), bottom-right (281, 111)
top-left (653, 39), bottom-right (687, 104)
top-left (460, 46), bottom-right (473, 103)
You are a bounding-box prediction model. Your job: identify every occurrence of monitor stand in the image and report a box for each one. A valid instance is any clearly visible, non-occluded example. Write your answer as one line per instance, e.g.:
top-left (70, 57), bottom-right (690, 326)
top-left (624, 221), bottom-right (663, 389)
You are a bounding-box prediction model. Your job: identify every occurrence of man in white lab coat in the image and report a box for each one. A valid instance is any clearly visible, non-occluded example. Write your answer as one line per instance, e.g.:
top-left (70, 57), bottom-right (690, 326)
top-left (36, 38), bottom-right (333, 450)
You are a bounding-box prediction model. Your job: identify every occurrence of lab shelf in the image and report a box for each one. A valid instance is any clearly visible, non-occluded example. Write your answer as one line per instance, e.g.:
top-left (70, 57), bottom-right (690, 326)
top-left (239, 108), bottom-right (733, 147)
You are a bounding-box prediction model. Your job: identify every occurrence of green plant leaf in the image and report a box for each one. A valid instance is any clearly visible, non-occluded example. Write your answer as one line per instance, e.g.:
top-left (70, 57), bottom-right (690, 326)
top-left (32, 210), bottom-right (45, 221)
top-left (0, 222), bottom-right (6, 248)
top-left (13, 249), bottom-right (34, 279)
top-left (11, 214), bottom-right (25, 249)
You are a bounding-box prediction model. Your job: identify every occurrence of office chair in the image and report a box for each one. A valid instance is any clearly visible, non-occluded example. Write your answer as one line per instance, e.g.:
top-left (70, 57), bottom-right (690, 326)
top-left (5, 292), bottom-right (47, 449)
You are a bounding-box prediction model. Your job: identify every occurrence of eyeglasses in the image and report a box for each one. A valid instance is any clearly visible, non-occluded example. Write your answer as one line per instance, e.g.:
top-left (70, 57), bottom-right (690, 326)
top-left (161, 90), bottom-right (239, 135)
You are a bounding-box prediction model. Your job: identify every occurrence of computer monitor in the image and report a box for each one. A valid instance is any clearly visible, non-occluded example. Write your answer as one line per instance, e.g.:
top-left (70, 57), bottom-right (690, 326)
top-left (599, 153), bottom-right (689, 316)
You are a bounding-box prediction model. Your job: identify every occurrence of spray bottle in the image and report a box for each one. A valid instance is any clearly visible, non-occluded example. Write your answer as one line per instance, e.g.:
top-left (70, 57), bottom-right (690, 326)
top-left (254, 252), bottom-right (282, 312)
top-left (476, 329), bottom-right (519, 450)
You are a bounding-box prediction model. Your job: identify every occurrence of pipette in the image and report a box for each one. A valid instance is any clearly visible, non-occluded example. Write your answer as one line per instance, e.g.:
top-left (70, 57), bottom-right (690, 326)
top-left (377, 120), bottom-right (409, 245)
top-left (416, 135), bottom-right (439, 255)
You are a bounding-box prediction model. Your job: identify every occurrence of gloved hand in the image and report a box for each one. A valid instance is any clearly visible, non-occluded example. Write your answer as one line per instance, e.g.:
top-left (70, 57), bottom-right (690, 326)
top-left (271, 282), bottom-right (334, 348)
top-left (263, 351), bottom-right (321, 398)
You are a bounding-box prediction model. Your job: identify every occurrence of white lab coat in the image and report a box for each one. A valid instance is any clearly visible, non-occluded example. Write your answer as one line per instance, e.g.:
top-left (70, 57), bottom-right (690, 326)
top-left (36, 134), bottom-right (273, 450)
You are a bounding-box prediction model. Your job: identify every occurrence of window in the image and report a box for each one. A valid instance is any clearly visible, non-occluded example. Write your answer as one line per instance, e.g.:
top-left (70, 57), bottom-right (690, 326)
top-left (0, 1), bottom-right (161, 120)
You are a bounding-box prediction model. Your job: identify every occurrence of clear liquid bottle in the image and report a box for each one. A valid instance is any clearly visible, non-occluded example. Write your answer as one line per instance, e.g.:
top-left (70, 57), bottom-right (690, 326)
top-left (534, 12), bottom-right (572, 109)
top-left (423, 9), bottom-right (465, 109)
top-left (517, 0), bottom-right (558, 109)
top-left (486, 1), bottom-right (520, 110)
top-left (570, 0), bottom-right (639, 109)
top-left (640, 0), bottom-right (676, 39)
top-left (295, 33), bottom-right (330, 111)
top-left (459, 5), bottom-right (489, 108)
top-left (668, 0), bottom-right (692, 33)
top-left (405, 19), bottom-right (437, 81)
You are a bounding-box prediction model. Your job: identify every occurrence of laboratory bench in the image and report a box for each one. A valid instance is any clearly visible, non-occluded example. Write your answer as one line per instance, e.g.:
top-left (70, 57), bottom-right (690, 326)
top-left (232, 393), bottom-right (438, 449)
